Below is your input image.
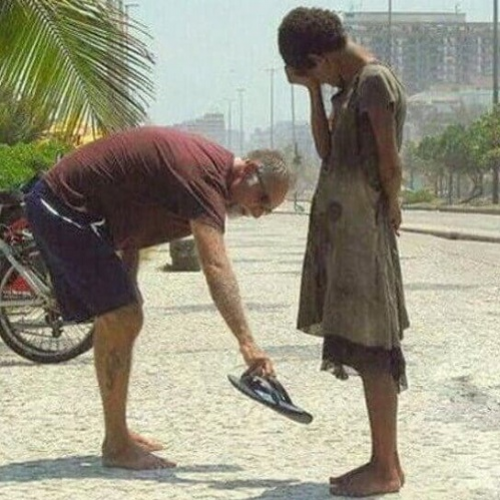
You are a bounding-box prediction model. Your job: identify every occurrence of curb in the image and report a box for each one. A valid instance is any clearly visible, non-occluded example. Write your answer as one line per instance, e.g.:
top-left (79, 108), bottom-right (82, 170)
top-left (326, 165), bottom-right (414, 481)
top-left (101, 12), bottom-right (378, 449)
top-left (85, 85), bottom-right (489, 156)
top-left (401, 225), bottom-right (500, 244)
top-left (402, 205), bottom-right (500, 216)
top-left (275, 209), bottom-right (500, 244)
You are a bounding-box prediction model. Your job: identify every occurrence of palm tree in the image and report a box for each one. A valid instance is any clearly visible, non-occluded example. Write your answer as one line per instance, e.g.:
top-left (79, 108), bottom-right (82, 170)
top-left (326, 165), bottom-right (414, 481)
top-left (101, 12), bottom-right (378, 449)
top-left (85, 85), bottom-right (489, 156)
top-left (0, 86), bottom-right (53, 144)
top-left (0, 0), bottom-right (154, 141)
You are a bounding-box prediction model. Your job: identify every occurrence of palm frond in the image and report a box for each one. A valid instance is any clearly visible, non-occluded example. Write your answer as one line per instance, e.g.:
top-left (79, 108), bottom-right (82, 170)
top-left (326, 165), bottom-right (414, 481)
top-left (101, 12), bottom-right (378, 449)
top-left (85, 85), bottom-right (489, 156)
top-left (0, 0), bottom-right (155, 140)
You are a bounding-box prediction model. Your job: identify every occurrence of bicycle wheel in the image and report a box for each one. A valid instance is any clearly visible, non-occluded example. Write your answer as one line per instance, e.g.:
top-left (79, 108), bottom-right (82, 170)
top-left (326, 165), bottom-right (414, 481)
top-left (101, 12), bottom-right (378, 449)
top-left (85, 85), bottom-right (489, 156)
top-left (0, 245), bottom-right (94, 363)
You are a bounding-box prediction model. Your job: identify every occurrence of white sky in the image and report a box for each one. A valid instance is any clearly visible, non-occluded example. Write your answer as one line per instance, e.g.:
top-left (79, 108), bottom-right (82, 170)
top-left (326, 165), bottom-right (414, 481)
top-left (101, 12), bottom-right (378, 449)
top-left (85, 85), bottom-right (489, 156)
top-left (133, 0), bottom-right (493, 135)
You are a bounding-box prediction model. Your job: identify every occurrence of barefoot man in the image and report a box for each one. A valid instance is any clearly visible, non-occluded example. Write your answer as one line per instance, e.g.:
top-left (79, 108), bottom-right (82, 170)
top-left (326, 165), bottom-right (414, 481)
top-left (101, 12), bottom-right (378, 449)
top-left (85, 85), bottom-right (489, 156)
top-left (25, 126), bottom-right (293, 470)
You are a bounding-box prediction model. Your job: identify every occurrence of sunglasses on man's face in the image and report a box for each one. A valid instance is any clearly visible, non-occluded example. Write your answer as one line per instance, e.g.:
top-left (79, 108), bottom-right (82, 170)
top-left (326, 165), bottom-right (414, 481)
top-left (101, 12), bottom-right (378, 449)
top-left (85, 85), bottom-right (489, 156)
top-left (254, 166), bottom-right (273, 214)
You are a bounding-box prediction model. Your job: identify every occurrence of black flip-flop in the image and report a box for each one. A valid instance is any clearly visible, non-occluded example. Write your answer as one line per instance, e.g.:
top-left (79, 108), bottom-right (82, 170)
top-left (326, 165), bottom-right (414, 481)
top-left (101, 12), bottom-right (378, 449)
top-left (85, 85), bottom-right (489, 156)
top-left (228, 372), bottom-right (313, 424)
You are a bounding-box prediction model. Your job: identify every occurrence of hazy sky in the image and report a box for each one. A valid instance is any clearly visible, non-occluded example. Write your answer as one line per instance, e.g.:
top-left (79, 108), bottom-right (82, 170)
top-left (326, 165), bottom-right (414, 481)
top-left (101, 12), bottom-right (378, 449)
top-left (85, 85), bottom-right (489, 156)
top-left (133, 0), bottom-right (492, 135)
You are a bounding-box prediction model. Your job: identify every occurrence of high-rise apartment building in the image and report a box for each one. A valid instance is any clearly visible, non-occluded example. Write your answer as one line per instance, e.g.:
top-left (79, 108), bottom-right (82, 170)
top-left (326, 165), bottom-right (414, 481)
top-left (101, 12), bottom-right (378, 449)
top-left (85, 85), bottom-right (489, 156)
top-left (172, 113), bottom-right (226, 147)
top-left (343, 12), bottom-right (493, 94)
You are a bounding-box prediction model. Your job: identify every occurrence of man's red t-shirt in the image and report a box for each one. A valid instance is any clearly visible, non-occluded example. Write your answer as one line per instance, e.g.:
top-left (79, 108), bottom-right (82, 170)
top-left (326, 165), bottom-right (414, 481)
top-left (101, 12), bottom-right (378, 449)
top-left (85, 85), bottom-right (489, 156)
top-left (44, 127), bottom-right (234, 250)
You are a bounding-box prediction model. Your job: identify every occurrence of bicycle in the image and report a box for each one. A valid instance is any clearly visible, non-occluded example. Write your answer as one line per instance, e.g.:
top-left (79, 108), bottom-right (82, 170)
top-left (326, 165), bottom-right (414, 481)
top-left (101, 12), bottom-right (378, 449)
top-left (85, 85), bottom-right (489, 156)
top-left (0, 182), bottom-right (93, 363)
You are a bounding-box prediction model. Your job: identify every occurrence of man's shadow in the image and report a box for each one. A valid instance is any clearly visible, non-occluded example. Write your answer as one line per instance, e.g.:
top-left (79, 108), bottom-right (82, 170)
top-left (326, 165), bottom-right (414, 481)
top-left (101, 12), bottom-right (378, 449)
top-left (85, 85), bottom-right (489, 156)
top-left (0, 456), bottom-right (305, 492)
top-left (0, 456), bottom-right (236, 484)
top-left (0, 458), bottom-right (385, 498)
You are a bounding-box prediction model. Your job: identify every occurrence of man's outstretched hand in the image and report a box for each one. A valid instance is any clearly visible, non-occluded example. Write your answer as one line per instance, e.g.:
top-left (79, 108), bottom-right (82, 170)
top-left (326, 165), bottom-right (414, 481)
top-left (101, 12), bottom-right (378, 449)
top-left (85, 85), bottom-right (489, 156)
top-left (239, 342), bottom-right (275, 377)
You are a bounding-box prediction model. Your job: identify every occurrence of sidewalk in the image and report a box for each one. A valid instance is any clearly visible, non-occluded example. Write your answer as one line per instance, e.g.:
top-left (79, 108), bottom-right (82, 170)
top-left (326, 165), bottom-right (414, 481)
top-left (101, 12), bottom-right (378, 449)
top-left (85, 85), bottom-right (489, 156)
top-left (1, 212), bottom-right (499, 500)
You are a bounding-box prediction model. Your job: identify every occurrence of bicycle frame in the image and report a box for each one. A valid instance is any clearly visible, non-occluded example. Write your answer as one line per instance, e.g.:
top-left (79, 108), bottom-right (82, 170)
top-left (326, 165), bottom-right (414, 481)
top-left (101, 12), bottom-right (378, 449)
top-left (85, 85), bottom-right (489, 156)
top-left (0, 233), bottom-right (52, 308)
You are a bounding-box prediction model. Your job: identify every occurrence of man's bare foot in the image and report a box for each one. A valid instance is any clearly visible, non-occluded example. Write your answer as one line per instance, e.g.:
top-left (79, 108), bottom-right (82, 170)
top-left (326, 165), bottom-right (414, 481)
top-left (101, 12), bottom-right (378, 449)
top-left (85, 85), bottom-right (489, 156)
top-left (330, 460), bottom-right (405, 486)
top-left (329, 462), bottom-right (401, 497)
top-left (129, 431), bottom-right (164, 452)
top-left (102, 440), bottom-right (176, 470)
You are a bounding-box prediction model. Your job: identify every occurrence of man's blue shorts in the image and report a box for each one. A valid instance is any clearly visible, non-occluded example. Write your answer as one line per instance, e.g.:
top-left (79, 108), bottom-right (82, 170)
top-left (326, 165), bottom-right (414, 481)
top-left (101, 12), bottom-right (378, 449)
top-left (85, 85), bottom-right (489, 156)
top-left (24, 180), bottom-right (137, 323)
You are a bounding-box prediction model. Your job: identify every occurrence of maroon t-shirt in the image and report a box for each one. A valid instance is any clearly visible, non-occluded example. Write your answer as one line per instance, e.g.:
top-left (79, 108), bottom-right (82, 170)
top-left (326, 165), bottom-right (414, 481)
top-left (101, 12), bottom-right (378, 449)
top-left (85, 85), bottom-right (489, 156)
top-left (44, 127), bottom-right (233, 250)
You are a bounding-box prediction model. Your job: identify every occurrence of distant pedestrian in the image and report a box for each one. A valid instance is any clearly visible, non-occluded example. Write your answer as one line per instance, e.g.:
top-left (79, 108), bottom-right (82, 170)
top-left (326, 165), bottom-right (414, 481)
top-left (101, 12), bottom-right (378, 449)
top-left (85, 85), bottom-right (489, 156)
top-left (24, 126), bottom-right (293, 470)
top-left (278, 7), bottom-right (409, 497)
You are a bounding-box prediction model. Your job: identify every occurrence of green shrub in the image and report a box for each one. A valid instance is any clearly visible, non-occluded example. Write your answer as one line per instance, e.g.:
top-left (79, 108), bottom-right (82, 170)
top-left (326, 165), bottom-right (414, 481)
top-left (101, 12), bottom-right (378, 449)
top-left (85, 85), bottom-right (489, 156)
top-left (402, 189), bottom-right (436, 205)
top-left (0, 140), bottom-right (72, 190)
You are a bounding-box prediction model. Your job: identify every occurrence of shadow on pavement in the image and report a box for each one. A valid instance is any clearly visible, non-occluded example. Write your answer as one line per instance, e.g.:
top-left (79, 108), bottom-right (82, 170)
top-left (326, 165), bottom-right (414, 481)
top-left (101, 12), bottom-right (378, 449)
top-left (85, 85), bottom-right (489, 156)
top-left (0, 356), bottom-right (93, 369)
top-left (151, 302), bottom-right (289, 315)
top-left (0, 457), bottom-right (363, 497)
top-left (0, 456), bottom-right (246, 484)
top-left (405, 282), bottom-right (482, 291)
top-left (0, 358), bottom-right (34, 368)
top-left (245, 480), bottom-right (328, 499)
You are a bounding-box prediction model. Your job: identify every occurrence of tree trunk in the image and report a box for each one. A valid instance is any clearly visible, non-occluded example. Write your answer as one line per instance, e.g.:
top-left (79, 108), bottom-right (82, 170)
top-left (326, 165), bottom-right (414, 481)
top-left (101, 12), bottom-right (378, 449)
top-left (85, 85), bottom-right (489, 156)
top-left (447, 171), bottom-right (453, 205)
top-left (492, 164), bottom-right (499, 205)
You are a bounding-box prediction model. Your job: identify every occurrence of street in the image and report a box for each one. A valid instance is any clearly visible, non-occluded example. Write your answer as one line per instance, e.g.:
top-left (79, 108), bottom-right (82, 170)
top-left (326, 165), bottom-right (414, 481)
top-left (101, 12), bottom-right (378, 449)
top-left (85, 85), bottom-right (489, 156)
top-left (0, 210), bottom-right (499, 499)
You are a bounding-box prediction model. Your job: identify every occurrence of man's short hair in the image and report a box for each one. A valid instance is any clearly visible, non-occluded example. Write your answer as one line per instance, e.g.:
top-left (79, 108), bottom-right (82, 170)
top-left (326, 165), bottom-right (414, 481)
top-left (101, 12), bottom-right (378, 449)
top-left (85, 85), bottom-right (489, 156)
top-left (278, 7), bottom-right (347, 71)
top-left (246, 149), bottom-right (295, 190)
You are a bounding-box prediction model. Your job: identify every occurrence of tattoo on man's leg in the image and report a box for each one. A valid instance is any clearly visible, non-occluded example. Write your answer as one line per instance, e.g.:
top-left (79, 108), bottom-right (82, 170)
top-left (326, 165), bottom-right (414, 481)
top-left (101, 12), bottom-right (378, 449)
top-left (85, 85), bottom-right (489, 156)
top-left (105, 349), bottom-right (124, 391)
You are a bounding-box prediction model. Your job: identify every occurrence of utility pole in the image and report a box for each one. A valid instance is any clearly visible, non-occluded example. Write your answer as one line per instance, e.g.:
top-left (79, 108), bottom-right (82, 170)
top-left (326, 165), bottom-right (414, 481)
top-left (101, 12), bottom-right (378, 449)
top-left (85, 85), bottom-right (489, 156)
top-left (493, 0), bottom-right (499, 204)
top-left (265, 68), bottom-right (278, 149)
top-left (236, 88), bottom-right (245, 155)
top-left (124, 2), bottom-right (139, 100)
top-left (388, 0), bottom-right (393, 65)
top-left (224, 99), bottom-right (233, 150)
top-left (494, 0), bottom-right (499, 105)
top-left (291, 84), bottom-right (297, 153)
top-left (290, 84), bottom-right (303, 211)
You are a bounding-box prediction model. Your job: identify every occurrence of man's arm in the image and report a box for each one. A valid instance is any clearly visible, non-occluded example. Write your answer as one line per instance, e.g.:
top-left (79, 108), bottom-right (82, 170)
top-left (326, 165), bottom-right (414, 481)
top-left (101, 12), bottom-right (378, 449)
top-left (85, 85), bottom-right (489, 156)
top-left (190, 219), bottom-right (274, 375)
top-left (366, 104), bottom-right (403, 233)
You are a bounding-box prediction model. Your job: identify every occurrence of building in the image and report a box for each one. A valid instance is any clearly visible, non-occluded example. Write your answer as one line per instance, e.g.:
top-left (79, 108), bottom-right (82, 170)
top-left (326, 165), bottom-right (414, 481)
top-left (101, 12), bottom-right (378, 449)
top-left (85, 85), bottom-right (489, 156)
top-left (172, 113), bottom-right (226, 147)
top-left (247, 120), bottom-right (317, 161)
top-left (343, 11), bottom-right (494, 94)
top-left (405, 88), bottom-right (492, 141)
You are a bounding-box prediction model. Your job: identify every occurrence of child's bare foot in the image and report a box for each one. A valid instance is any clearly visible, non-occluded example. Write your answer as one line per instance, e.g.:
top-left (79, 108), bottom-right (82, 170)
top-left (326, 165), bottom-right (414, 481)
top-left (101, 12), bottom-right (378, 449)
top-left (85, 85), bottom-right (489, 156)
top-left (102, 440), bottom-right (176, 470)
top-left (329, 462), bottom-right (401, 497)
top-left (330, 463), bottom-right (370, 484)
top-left (129, 431), bottom-right (164, 452)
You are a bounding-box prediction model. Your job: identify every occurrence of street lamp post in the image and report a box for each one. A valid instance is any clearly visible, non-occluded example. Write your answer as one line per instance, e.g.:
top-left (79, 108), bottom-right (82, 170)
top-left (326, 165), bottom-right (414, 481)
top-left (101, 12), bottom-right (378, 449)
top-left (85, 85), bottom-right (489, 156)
top-left (291, 84), bottom-right (297, 151)
top-left (493, 0), bottom-right (499, 204)
top-left (125, 2), bottom-right (139, 17)
top-left (122, 2), bottom-right (138, 99)
top-left (236, 88), bottom-right (245, 155)
top-left (388, 0), bottom-right (393, 65)
top-left (494, 0), bottom-right (499, 106)
top-left (224, 99), bottom-right (233, 150)
top-left (265, 68), bottom-right (277, 149)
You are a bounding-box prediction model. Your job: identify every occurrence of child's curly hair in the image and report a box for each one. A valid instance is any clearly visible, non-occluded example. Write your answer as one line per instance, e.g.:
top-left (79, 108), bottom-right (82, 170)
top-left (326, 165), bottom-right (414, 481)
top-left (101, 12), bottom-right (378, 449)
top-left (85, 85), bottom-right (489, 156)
top-left (278, 7), bottom-right (347, 70)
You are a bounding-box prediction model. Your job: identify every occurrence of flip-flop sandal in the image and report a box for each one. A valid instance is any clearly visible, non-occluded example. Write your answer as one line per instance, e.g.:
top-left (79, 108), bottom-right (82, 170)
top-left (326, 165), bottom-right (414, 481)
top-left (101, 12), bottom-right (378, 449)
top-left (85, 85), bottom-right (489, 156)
top-left (228, 371), bottom-right (313, 424)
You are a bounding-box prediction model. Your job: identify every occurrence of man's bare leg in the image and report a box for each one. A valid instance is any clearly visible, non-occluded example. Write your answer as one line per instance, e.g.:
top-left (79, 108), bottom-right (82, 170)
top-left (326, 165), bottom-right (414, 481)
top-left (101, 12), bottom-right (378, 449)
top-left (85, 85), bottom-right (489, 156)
top-left (117, 250), bottom-right (165, 454)
top-left (330, 370), bottom-right (402, 497)
top-left (93, 303), bottom-right (175, 469)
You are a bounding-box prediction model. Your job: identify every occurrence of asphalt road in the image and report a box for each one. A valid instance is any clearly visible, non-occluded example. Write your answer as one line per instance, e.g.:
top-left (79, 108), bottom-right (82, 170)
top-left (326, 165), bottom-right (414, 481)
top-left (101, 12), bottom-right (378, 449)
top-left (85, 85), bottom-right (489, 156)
top-left (0, 211), bottom-right (499, 499)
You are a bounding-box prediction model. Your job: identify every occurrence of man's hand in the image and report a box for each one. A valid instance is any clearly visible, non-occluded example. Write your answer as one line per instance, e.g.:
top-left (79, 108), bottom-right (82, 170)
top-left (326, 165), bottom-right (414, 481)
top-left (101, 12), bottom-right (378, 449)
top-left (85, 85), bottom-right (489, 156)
top-left (285, 65), bottom-right (319, 89)
top-left (240, 342), bottom-right (275, 377)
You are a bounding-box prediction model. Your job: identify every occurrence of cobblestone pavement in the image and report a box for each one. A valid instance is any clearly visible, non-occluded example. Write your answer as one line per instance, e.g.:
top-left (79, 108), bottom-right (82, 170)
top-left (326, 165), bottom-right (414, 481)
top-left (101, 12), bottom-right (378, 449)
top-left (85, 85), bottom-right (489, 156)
top-left (1, 212), bottom-right (500, 500)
